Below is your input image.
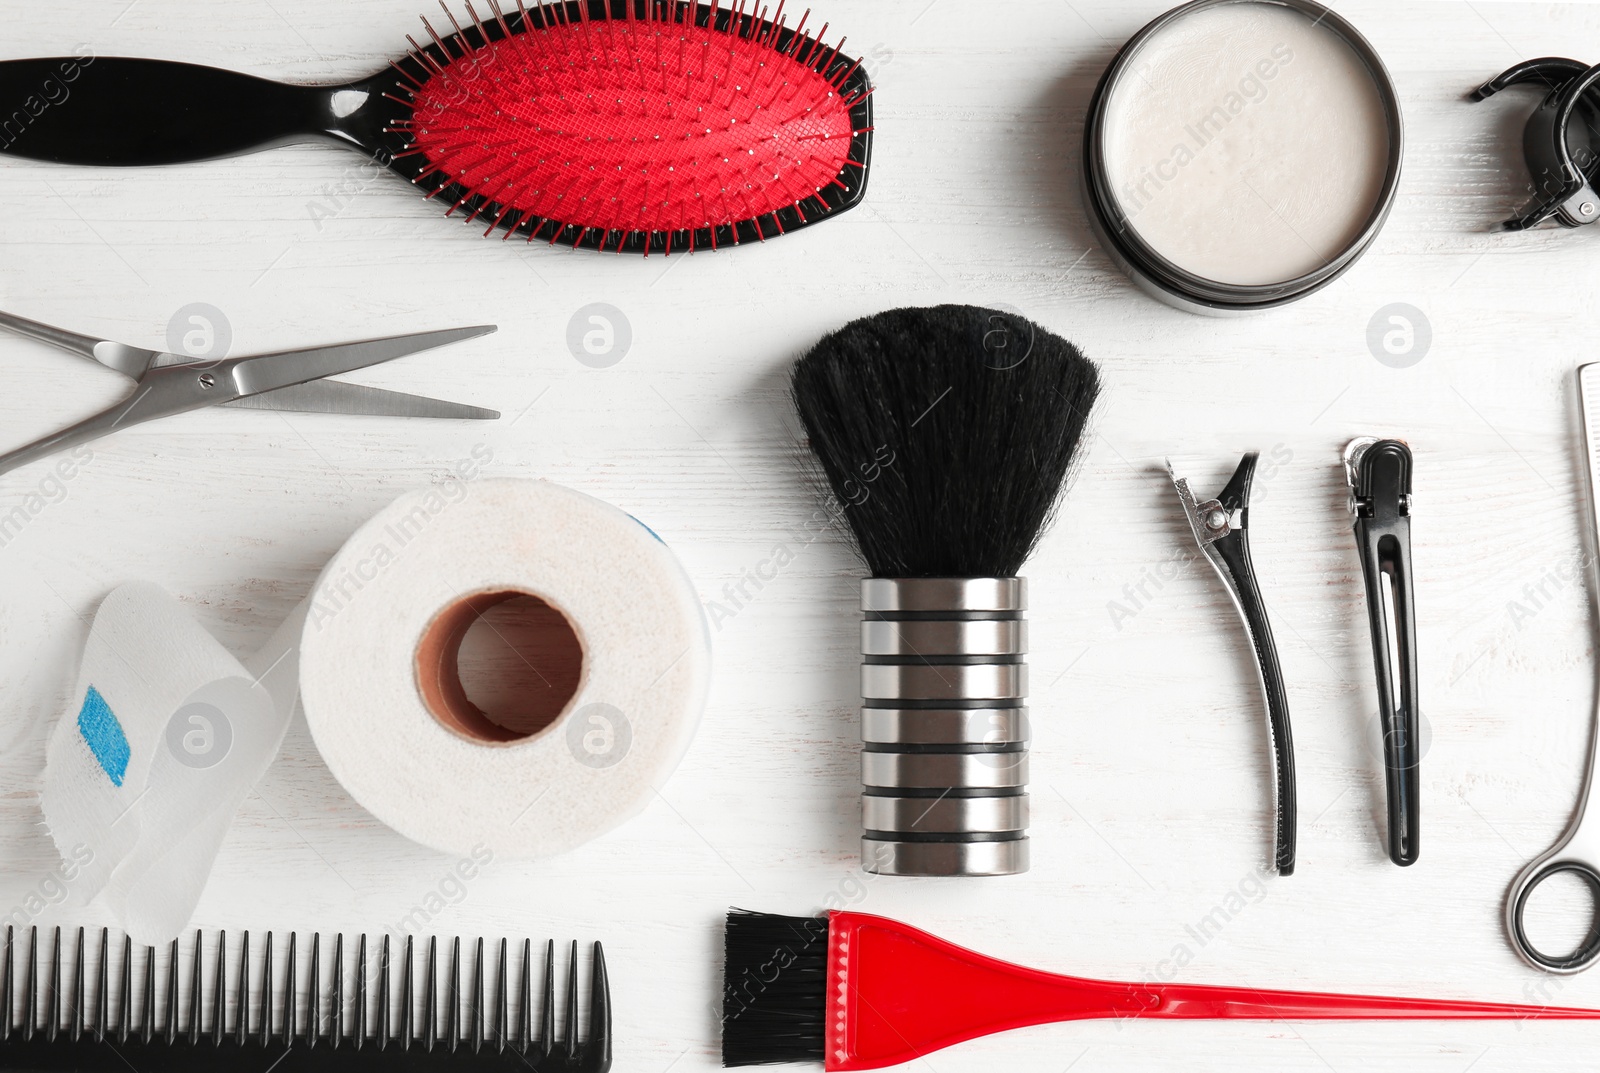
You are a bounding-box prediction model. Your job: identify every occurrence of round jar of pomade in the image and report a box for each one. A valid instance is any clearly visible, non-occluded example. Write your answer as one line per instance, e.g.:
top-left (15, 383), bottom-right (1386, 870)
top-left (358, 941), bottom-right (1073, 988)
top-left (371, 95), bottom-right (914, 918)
top-left (1083, 0), bottom-right (1403, 314)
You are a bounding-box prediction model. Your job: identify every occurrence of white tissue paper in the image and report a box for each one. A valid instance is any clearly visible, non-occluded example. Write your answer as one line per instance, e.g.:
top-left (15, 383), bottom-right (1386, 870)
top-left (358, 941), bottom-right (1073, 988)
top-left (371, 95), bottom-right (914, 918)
top-left (40, 582), bottom-right (288, 945)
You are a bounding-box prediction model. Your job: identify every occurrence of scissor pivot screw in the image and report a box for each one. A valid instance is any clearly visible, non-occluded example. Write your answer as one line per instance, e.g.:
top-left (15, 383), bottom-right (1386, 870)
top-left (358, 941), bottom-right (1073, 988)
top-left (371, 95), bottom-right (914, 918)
top-left (1584, 202), bottom-right (1598, 217)
top-left (1205, 508), bottom-right (1229, 531)
top-left (198, 373), bottom-right (216, 389)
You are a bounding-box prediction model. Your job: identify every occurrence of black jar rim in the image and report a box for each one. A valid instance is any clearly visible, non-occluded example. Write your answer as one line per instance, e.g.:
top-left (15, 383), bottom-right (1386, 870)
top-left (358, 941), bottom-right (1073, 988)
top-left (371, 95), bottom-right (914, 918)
top-left (1082, 0), bottom-right (1405, 315)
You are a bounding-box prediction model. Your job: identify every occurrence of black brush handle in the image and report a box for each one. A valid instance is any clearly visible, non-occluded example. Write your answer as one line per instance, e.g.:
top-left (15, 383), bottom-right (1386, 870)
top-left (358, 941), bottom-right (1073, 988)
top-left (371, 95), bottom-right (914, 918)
top-left (0, 56), bottom-right (353, 165)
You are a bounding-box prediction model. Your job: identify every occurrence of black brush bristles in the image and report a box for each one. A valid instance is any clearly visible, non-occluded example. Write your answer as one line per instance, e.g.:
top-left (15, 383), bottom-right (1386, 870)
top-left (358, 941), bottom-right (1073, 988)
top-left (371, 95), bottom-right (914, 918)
top-left (721, 910), bottom-right (829, 1067)
top-left (793, 305), bottom-right (1100, 578)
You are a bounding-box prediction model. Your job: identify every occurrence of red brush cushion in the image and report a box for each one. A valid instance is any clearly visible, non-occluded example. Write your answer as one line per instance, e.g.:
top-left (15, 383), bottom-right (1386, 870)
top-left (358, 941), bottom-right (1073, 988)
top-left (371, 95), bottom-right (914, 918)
top-left (404, 7), bottom-right (857, 236)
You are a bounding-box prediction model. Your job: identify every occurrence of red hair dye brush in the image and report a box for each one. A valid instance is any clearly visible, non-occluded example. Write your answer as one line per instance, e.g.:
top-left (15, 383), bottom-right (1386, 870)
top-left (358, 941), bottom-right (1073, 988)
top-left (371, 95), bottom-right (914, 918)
top-left (723, 910), bottom-right (1600, 1070)
top-left (0, 0), bottom-right (872, 253)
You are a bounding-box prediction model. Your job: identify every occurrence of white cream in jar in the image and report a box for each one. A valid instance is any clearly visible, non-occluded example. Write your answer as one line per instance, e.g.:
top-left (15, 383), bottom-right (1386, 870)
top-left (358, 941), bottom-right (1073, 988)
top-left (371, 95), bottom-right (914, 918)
top-left (1099, 1), bottom-right (1393, 287)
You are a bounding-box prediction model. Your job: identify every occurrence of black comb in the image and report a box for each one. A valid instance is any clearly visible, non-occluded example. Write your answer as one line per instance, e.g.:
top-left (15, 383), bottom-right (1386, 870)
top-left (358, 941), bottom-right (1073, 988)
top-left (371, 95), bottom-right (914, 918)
top-left (0, 926), bottom-right (611, 1072)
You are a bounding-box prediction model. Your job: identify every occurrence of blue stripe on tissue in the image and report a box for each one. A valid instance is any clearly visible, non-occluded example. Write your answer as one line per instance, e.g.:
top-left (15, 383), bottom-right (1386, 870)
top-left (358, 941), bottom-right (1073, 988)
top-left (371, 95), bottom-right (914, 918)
top-left (76, 686), bottom-right (130, 787)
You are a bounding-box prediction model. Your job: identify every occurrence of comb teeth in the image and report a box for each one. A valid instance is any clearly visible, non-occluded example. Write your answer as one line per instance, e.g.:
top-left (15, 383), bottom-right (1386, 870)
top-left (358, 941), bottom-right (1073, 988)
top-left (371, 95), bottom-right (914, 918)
top-left (93, 931), bottom-right (106, 1045)
top-left (117, 937), bottom-right (130, 1045)
top-left (307, 933), bottom-right (320, 1050)
top-left (210, 931), bottom-right (225, 1048)
top-left (163, 939), bottom-right (178, 1045)
top-left (0, 927), bottom-right (611, 1072)
top-left (139, 943), bottom-right (153, 1045)
top-left (187, 931), bottom-right (201, 1047)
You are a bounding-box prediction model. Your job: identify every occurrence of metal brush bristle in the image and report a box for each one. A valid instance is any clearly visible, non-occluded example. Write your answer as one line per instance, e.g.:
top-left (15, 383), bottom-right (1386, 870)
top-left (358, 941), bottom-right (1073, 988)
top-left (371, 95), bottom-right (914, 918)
top-left (0, 926), bottom-right (610, 1071)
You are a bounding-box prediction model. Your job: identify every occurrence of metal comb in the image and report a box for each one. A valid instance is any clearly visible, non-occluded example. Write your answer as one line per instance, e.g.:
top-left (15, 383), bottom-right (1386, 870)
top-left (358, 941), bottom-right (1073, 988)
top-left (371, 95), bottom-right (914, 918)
top-left (0, 926), bottom-right (611, 1071)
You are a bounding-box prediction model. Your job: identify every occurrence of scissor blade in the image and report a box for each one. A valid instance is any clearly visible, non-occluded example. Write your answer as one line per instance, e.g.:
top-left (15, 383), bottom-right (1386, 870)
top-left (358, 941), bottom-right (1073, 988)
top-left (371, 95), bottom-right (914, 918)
top-left (227, 325), bottom-right (497, 400)
top-left (225, 380), bottom-right (499, 420)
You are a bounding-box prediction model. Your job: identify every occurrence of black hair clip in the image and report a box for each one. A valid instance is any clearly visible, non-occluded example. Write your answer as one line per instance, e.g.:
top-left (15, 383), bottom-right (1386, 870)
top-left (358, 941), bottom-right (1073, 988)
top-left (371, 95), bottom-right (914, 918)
top-left (1473, 57), bottom-right (1600, 230)
top-left (1344, 438), bottom-right (1418, 867)
top-left (1169, 454), bottom-right (1296, 877)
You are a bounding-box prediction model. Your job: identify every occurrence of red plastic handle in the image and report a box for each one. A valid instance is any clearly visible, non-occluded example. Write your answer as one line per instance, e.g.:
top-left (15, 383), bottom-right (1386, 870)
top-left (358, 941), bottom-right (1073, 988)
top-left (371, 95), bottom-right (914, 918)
top-left (825, 912), bottom-right (1600, 1071)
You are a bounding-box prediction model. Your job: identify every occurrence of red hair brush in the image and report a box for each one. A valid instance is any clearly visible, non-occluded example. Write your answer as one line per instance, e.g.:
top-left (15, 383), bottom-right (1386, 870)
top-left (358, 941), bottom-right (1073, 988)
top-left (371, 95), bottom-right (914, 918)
top-left (0, 0), bottom-right (872, 254)
top-left (723, 910), bottom-right (1600, 1070)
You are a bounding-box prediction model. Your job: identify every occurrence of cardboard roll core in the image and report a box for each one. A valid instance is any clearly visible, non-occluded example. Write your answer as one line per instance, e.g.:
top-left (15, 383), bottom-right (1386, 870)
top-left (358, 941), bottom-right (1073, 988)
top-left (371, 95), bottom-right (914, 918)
top-left (415, 589), bottom-right (586, 744)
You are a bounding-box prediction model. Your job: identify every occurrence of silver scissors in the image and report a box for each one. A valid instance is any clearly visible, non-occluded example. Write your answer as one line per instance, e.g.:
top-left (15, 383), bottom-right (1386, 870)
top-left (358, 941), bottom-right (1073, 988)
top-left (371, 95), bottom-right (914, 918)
top-left (0, 309), bottom-right (498, 478)
top-left (1506, 362), bottom-right (1600, 972)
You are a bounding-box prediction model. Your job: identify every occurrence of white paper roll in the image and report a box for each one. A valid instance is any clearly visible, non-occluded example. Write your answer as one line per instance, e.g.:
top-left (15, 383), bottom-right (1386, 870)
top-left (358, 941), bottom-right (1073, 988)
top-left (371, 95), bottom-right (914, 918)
top-left (298, 478), bottom-right (711, 857)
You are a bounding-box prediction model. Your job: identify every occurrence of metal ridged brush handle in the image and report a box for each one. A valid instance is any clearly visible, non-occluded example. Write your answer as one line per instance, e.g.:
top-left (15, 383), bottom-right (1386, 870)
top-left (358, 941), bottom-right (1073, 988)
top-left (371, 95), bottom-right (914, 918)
top-left (0, 925), bottom-right (611, 1071)
top-left (859, 578), bottom-right (1030, 876)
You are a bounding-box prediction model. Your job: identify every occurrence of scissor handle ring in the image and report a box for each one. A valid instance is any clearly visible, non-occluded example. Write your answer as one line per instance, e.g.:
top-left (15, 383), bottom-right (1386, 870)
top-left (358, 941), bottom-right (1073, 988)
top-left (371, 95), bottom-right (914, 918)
top-left (1509, 859), bottom-right (1600, 972)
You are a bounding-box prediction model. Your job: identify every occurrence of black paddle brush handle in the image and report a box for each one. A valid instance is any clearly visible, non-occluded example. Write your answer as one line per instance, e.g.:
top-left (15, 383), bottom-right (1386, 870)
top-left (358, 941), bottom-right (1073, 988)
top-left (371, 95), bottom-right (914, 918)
top-left (0, 56), bottom-right (352, 165)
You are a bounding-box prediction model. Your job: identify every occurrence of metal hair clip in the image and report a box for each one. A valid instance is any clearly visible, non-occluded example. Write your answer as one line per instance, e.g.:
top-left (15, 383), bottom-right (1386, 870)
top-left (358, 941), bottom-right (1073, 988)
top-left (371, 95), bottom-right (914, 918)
top-left (1472, 57), bottom-right (1600, 230)
top-left (1343, 438), bottom-right (1419, 867)
top-left (1169, 453), bottom-right (1296, 876)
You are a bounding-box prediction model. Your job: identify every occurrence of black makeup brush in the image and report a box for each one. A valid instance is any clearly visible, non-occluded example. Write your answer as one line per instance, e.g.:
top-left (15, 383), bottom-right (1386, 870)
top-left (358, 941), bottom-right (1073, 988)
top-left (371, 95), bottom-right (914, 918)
top-left (792, 304), bottom-right (1101, 877)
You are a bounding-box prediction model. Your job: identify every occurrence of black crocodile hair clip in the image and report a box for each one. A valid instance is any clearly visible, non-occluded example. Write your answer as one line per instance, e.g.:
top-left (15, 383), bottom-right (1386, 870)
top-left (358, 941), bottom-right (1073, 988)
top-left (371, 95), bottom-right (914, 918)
top-left (1169, 454), bottom-right (1297, 877)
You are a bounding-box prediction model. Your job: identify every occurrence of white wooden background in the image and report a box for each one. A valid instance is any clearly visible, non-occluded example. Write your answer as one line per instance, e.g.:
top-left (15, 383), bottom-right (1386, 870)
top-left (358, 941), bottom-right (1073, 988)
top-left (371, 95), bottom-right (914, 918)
top-left (3, 1), bottom-right (1600, 1069)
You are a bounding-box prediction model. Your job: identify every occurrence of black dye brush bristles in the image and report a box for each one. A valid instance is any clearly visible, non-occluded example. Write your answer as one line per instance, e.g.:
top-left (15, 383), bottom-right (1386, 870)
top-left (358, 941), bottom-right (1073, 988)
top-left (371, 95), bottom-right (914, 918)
top-left (721, 911), bottom-right (827, 1067)
top-left (0, 926), bottom-right (610, 1071)
top-left (792, 305), bottom-right (1101, 578)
